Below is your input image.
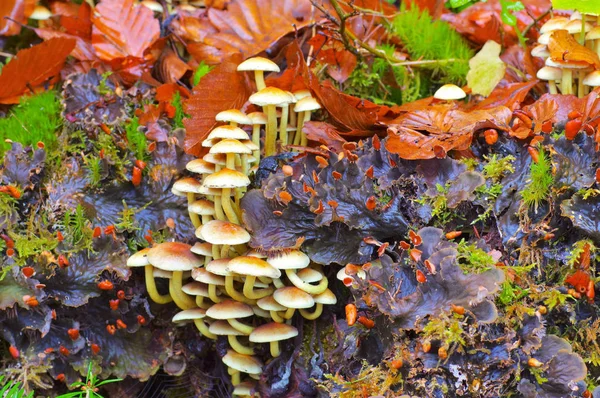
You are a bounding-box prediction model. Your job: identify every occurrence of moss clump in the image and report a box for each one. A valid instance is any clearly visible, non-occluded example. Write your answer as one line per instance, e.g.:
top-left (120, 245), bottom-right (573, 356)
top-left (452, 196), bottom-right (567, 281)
top-left (456, 240), bottom-right (495, 274)
top-left (521, 148), bottom-right (553, 211)
top-left (0, 90), bottom-right (61, 156)
top-left (125, 117), bottom-right (147, 161)
top-left (391, 4), bottom-right (474, 84)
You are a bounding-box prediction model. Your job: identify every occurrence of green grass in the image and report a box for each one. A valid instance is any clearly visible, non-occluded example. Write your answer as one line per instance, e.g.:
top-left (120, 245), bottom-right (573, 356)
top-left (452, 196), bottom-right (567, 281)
top-left (0, 90), bottom-right (62, 156)
top-left (125, 117), bottom-right (147, 161)
top-left (521, 148), bottom-right (553, 211)
top-left (0, 375), bottom-right (32, 398)
top-left (391, 5), bottom-right (474, 84)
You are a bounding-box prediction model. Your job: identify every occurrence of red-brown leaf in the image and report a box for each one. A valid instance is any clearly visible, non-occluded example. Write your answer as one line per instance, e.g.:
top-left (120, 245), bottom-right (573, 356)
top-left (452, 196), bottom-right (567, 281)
top-left (183, 55), bottom-right (252, 155)
top-left (185, 0), bottom-right (316, 63)
top-left (91, 0), bottom-right (160, 61)
top-left (0, 0), bottom-right (36, 36)
top-left (35, 28), bottom-right (97, 61)
top-left (0, 38), bottom-right (76, 103)
top-left (302, 121), bottom-right (347, 152)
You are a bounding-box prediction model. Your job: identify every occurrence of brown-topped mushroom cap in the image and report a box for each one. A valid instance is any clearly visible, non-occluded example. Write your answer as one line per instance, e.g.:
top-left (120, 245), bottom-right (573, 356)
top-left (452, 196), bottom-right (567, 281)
top-left (207, 125), bottom-right (250, 141)
top-left (237, 57), bottom-right (280, 73)
top-left (210, 139), bottom-right (252, 155)
top-left (181, 281), bottom-right (210, 297)
top-left (172, 177), bottom-right (202, 194)
top-left (192, 268), bottom-right (226, 285)
top-left (227, 256), bottom-right (281, 279)
top-left (209, 320), bottom-right (245, 336)
top-left (256, 295), bottom-right (287, 312)
top-left (215, 109), bottom-right (252, 125)
top-left (188, 199), bottom-right (216, 216)
top-left (147, 242), bottom-right (203, 271)
top-left (196, 220), bottom-right (251, 245)
top-left (186, 159), bottom-right (215, 174)
top-left (206, 258), bottom-right (233, 276)
top-left (172, 308), bottom-right (207, 322)
top-left (249, 322), bottom-right (298, 343)
top-left (249, 87), bottom-right (295, 107)
top-left (127, 248), bottom-right (151, 267)
top-left (206, 300), bottom-right (254, 319)
top-left (273, 287), bottom-right (315, 309)
top-left (202, 168), bottom-right (250, 189)
top-left (267, 250), bottom-right (310, 270)
top-left (222, 350), bottom-right (263, 374)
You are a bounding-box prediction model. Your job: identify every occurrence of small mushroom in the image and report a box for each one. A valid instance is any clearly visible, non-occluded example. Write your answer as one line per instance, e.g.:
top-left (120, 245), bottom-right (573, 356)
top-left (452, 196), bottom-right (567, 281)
top-left (206, 300), bottom-right (255, 335)
top-left (209, 320), bottom-right (254, 355)
top-left (202, 168), bottom-right (250, 225)
top-left (247, 112), bottom-right (266, 163)
top-left (148, 242), bottom-right (203, 310)
top-left (127, 248), bottom-right (173, 304)
top-left (273, 286), bottom-right (315, 320)
top-left (277, 93), bottom-right (295, 148)
top-left (249, 87), bottom-right (295, 157)
top-left (232, 381), bottom-right (257, 397)
top-left (249, 322), bottom-right (298, 357)
top-left (293, 96), bottom-right (322, 147)
top-left (206, 258), bottom-right (252, 304)
top-left (172, 308), bottom-right (216, 340)
top-left (215, 109), bottom-right (252, 128)
top-left (256, 295), bottom-right (287, 323)
top-left (268, 250), bottom-right (328, 295)
top-left (191, 267), bottom-right (225, 303)
top-left (536, 66), bottom-right (562, 95)
top-left (299, 288), bottom-right (337, 320)
top-left (181, 281), bottom-right (212, 309)
top-left (222, 350), bottom-right (263, 386)
top-left (237, 57), bottom-right (280, 91)
top-left (172, 177), bottom-right (203, 229)
top-left (433, 84), bottom-right (466, 100)
top-left (227, 256), bottom-right (280, 300)
top-left (196, 219), bottom-right (251, 260)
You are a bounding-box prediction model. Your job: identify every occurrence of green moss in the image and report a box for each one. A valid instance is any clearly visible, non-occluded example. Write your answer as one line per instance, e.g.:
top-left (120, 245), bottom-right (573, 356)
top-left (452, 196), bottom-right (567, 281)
top-left (566, 240), bottom-right (596, 268)
top-left (520, 148), bottom-right (553, 211)
top-left (415, 183), bottom-right (454, 225)
top-left (125, 117), bottom-right (147, 161)
top-left (192, 61), bottom-right (213, 87)
top-left (172, 91), bottom-right (187, 129)
top-left (422, 313), bottom-right (467, 352)
top-left (0, 90), bottom-right (61, 156)
top-left (10, 229), bottom-right (58, 261)
top-left (391, 4), bottom-right (474, 84)
top-left (456, 239), bottom-right (495, 274)
top-left (59, 204), bottom-right (94, 252)
top-left (85, 156), bottom-right (103, 188)
top-left (482, 154), bottom-right (515, 181)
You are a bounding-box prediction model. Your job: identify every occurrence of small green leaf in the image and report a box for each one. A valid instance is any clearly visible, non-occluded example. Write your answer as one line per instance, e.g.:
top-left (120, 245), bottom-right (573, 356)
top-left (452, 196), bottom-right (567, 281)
top-left (466, 40), bottom-right (506, 97)
top-left (552, 0), bottom-right (600, 15)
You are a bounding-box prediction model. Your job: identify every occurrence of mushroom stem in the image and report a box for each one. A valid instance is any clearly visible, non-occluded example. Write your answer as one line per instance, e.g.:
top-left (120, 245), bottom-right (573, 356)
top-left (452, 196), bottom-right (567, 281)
top-left (548, 80), bottom-right (557, 95)
top-left (186, 192), bottom-right (201, 229)
top-left (283, 308), bottom-right (296, 320)
top-left (222, 188), bottom-right (240, 224)
top-left (242, 276), bottom-right (274, 300)
top-left (194, 319), bottom-right (217, 340)
top-left (578, 71), bottom-right (586, 97)
top-left (228, 335), bottom-right (254, 355)
top-left (265, 104), bottom-right (277, 157)
top-left (254, 71), bottom-right (266, 91)
top-left (241, 154), bottom-right (250, 177)
top-left (228, 318), bottom-right (255, 335)
top-left (285, 269), bottom-right (329, 295)
top-left (169, 271), bottom-right (197, 310)
top-left (279, 105), bottom-right (289, 149)
top-left (294, 112), bottom-right (304, 146)
top-left (226, 275), bottom-right (256, 304)
top-left (212, 244), bottom-right (221, 260)
top-left (270, 310), bottom-right (285, 323)
top-left (208, 284), bottom-right (221, 303)
top-left (272, 278), bottom-right (285, 289)
top-left (144, 265), bottom-right (173, 304)
top-left (251, 125), bottom-right (261, 163)
top-left (221, 244), bottom-right (230, 259)
top-left (231, 371), bottom-right (241, 386)
top-left (299, 304), bottom-right (324, 320)
top-left (300, 111), bottom-right (312, 147)
top-left (269, 341), bottom-right (281, 358)
top-left (562, 69), bottom-right (573, 95)
top-left (213, 196), bottom-right (226, 221)
top-left (195, 296), bottom-right (211, 309)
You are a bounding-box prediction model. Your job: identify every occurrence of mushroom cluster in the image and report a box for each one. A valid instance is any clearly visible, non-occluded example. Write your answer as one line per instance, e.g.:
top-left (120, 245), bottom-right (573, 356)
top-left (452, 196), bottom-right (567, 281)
top-left (534, 12), bottom-right (600, 97)
top-left (126, 57), bottom-right (332, 396)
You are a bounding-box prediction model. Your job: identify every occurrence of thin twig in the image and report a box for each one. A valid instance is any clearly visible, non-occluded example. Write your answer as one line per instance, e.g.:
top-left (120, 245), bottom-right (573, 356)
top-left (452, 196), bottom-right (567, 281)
top-left (522, 8), bottom-right (551, 37)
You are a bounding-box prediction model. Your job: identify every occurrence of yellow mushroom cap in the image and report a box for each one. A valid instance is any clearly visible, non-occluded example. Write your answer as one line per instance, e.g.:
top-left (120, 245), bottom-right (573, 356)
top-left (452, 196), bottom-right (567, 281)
top-left (249, 87), bottom-right (295, 107)
top-left (273, 287), bottom-right (314, 309)
top-left (227, 256), bottom-right (281, 279)
top-left (203, 153), bottom-right (227, 166)
top-left (147, 242), bottom-right (203, 271)
top-left (247, 112), bottom-right (267, 125)
top-left (207, 125), bottom-right (250, 141)
top-left (188, 199), bottom-right (216, 216)
top-left (222, 350), bottom-right (263, 374)
top-left (172, 308), bottom-right (207, 322)
top-left (237, 57), bottom-right (280, 73)
top-left (206, 258), bottom-right (234, 276)
top-left (433, 84), bottom-right (466, 100)
top-left (297, 268), bottom-right (324, 283)
top-left (202, 168), bottom-right (250, 189)
top-left (209, 320), bottom-right (245, 336)
top-left (249, 322), bottom-right (298, 343)
top-left (196, 220), bottom-right (251, 245)
top-left (256, 295), bottom-right (287, 312)
top-left (192, 268), bottom-right (226, 285)
top-left (215, 109), bottom-right (252, 125)
top-left (539, 17), bottom-right (569, 34)
top-left (206, 300), bottom-right (254, 319)
top-left (186, 159), bottom-right (215, 174)
top-left (172, 177), bottom-right (202, 194)
top-left (294, 96), bottom-right (321, 112)
top-left (232, 381), bottom-right (256, 396)
top-left (210, 139), bottom-right (252, 155)
top-left (181, 281), bottom-right (210, 297)
top-left (127, 248), bottom-right (151, 267)
top-left (267, 250), bottom-right (310, 270)
top-left (313, 288), bottom-right (337, 304)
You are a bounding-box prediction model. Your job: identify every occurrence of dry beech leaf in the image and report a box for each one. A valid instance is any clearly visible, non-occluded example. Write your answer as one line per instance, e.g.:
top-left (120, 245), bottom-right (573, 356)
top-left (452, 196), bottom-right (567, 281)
top-left (183, 55), bottom-right (252, 156)
top-left (0, 0), bottom-right (36, 36)
top-left (0, 37), bottom-right (76, 104)
top-left (549, 29), bottom-right (600, 67)
top-left (467, 40), bottom-right (506, 97)
top-left (385, 106), bottom-right (512, 159)
top-left (35, 28), bottom-right (97, 62)
top-left (185, 0), bottom-right (315, 63)
top-left (91, 0), bottom-right (160, 61)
